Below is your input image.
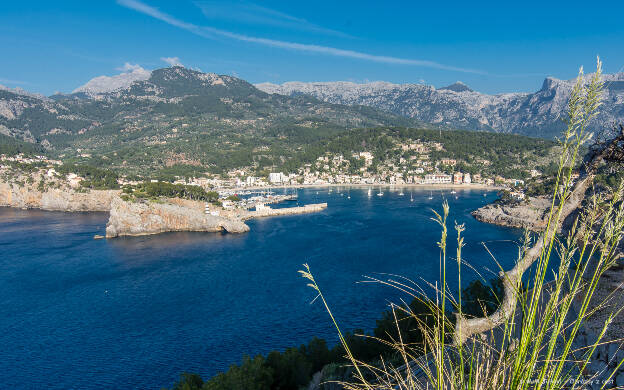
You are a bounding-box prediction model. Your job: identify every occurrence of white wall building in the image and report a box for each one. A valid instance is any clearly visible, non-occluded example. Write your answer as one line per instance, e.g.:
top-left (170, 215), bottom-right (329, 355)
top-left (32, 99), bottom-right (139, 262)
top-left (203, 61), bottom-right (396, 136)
top-left (269, 172), bottom-right (286, 184)
top-left (424, 174), bottom-right (452, 184)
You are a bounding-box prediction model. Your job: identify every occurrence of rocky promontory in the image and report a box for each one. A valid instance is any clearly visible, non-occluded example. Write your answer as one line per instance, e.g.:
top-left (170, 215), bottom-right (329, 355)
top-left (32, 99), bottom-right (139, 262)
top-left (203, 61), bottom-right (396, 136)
top-left (105, 197), bottom-right (250, 238)
top-left (0, 180), bottom-right (118, 211)
top-left (471, 197), bottom-right (552, 231)
top-left (0, 169), bottom-right (327, 238)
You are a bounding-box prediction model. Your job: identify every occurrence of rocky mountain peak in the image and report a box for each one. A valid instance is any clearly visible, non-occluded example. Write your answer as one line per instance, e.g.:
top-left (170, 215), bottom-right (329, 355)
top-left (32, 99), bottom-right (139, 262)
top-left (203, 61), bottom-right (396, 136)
top-left (439, 81), bottom-right (473, 93)
top-left (0, 85), bottom-right (48, 100)
top-left (72, 64), bottom-right (152, 95)
top-left (540, 76), bottom-right (564, 92)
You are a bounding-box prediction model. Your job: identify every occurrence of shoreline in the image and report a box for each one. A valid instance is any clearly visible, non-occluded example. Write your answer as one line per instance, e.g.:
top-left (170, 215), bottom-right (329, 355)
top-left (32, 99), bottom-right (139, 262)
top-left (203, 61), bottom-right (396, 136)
top-left (226, 183), bottom-right (504, 192)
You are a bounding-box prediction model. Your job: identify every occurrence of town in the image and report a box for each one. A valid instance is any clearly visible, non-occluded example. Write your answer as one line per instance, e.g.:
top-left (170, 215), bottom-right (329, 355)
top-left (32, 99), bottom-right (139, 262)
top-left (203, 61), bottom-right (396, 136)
top-left (1, 138), bottom-right (535, 198)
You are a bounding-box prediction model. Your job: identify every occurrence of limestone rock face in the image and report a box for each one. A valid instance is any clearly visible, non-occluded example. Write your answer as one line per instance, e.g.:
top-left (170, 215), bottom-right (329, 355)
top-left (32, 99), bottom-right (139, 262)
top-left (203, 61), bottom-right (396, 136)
top-left (105, 196), bottom-right (249, 238)
top-left (256, 73), bottom-right (624, 139)
top-left (0, 181), bottom-right (117, 211)
top-left (471, 197), bottom-right (552, 231)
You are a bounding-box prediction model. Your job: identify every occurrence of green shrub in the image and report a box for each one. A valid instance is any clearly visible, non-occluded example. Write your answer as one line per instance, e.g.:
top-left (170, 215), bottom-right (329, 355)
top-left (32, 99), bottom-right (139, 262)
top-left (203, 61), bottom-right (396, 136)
top-left (203, 355), bottom-right (273, 390)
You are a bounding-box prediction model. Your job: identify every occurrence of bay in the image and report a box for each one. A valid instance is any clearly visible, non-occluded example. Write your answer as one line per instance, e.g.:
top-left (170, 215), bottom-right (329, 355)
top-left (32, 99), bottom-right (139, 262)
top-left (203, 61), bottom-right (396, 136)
top-left (0, 188), bottom-right (522, 389)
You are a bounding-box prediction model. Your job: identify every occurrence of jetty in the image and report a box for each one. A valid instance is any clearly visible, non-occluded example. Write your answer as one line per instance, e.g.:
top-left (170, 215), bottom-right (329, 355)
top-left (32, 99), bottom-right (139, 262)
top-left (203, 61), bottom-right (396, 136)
top-left (241, 203), bottom-right (327, 220)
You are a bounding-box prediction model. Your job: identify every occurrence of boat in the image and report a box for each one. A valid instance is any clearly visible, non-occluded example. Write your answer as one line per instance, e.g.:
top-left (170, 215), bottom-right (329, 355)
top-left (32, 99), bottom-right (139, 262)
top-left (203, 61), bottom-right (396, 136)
top-left (367, 188), bottom-right (372, 197)
top-left (377, 187), bottom-right (384, 196)
top-left (285, 188), bottom-right (298, 201)
top-left (428, 191), bottom-right (433, 200)
top-left (450, 190), bottom-right (457, 194)
top-left (410, 191), bottom-right (414, 202)
top-left (398, 190), bottom-right (405, 196)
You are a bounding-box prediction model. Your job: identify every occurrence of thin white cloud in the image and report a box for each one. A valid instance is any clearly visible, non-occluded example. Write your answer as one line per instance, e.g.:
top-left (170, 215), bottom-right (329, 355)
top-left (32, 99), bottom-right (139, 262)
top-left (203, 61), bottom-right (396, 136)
top-left (161, 57), bottom-right (184, 67)
top-left (117, 0), bottom-right (485, 74)
top-left (116, 62), bottom-right (146, 72)
top-left (195, 1), bottom-right (351, 38)
top-left (0, 77), bottom-right (30, 86)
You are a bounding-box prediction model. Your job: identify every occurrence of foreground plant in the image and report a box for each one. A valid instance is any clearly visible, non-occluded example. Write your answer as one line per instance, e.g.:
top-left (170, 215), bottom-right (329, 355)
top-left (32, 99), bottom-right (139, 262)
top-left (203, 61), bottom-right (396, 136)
top-left (301, 59), bottom-right (624, 389)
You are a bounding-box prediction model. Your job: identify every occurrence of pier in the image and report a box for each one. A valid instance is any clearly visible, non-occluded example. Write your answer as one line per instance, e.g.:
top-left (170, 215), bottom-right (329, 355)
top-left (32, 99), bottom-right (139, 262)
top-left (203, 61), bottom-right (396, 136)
top-left (241, 203), bottom-right (327, 220)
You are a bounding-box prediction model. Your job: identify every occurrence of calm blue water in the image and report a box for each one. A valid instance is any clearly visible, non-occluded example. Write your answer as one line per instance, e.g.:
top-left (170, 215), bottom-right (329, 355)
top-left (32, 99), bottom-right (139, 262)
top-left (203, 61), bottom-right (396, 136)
top-left (0, 188), bottom-right (522, 389)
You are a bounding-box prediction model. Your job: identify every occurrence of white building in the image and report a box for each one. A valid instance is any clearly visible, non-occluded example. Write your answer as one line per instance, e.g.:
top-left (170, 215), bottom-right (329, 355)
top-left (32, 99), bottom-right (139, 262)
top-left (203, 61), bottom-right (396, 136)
top-left (424, 174), bottom-right (452, 184)
top-left (510, 191), bottom-right (526, 200)
top-left (67, 173), bottom-right (83, 188)
top-left (463, 173), bottom-right (471, 184)
top-left (269, 172), bottom-right (286, 184)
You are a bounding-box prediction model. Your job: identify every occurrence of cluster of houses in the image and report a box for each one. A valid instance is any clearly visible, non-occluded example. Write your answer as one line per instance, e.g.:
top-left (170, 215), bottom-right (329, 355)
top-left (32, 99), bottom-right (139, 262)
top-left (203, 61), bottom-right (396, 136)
top-left (160, 143), bottom-right (525, 189)
top-left (2, 142), bottom-right (535, 197)
top-left (0, 154), bottom-right (60, 167)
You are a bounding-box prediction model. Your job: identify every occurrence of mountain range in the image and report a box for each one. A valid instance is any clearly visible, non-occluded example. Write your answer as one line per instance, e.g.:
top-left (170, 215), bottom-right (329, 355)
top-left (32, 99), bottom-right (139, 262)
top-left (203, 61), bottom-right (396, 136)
top-left (256, 74), bottom-right (624, 138)
top-left (0, 66), bottom-right (423, 174)
top-left (1, 66), bottom-right (622, 175)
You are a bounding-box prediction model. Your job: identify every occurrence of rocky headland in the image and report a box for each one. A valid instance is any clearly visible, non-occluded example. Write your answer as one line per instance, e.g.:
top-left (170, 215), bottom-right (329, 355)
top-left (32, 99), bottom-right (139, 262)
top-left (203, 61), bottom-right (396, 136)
top-left (471, 196), bottom-right (552, 231)
top-left (105, 197), bottom-right (250, 238)
top-left (0, 180), bottom-right (118, 212)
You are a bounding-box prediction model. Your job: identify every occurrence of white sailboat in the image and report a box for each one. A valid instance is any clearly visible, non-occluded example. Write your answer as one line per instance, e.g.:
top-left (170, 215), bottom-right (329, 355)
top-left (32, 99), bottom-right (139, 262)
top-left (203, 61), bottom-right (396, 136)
top-left (377, 187), bottom-right (384, 196)
top-left (410, 191), bottom-right (414, 202)
top-left (367, 188), bottom-right (372, 197)
top-left (428, 191), bottom-right (433, 200)
top-left (398, 189), bottom-right (405, 196)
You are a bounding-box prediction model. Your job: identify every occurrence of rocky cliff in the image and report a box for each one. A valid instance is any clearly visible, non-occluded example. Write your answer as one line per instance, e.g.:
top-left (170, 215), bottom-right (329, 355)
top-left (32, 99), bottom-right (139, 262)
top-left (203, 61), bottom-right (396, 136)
top-left (105, 197), bottom-right (250, 238)
top-left (0, 180), bottom-right (118, 211)
top-left (471, 197), bottom-right (552, 231)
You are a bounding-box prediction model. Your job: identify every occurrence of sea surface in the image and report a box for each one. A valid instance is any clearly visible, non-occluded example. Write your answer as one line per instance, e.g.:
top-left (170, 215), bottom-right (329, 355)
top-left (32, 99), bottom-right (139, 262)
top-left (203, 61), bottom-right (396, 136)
top-left (0, 187), bottom-right (523, 389)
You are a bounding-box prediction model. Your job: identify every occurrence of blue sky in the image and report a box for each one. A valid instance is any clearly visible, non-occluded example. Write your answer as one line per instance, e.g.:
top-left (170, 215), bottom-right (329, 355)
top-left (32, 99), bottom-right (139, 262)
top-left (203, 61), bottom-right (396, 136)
top-left (1, 0), bottom-right (623, 95)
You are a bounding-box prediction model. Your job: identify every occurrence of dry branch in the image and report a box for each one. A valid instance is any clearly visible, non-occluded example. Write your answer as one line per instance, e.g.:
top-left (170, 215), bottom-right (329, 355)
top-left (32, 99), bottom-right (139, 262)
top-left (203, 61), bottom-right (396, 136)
top-left (454, 131), bottom-right (623, 346)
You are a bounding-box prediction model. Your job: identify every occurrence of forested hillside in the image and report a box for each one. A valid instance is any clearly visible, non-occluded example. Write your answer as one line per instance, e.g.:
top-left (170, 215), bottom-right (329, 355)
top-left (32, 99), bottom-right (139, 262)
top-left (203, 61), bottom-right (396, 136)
top-left (0, 67), bottom-right (427, 176)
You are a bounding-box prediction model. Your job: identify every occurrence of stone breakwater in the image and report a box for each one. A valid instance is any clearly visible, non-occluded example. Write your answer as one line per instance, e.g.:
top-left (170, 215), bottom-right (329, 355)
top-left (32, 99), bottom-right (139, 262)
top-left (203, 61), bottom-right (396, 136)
top-left (0, 181), bottom-right (118, 212)
top-left (241, 203), bottom-right (328, 220)
top-left (105, 197), bottom-right (250, 238)
top-left (471, 197), bottom-right (552, 231)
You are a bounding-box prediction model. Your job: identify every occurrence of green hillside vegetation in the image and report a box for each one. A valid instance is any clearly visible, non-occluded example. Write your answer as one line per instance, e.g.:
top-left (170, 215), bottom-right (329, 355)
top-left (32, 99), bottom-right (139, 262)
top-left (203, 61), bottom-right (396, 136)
top-left (280, 127), bottom-right (558, 180)
top-left (1, 125), bottom-right (559, 183)
top-left (0, 134), bottom-right (45, 156)
top-left (121, 181), bottom-right (220, 203)
top-left (55, 164), bottom-right (119, 190)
